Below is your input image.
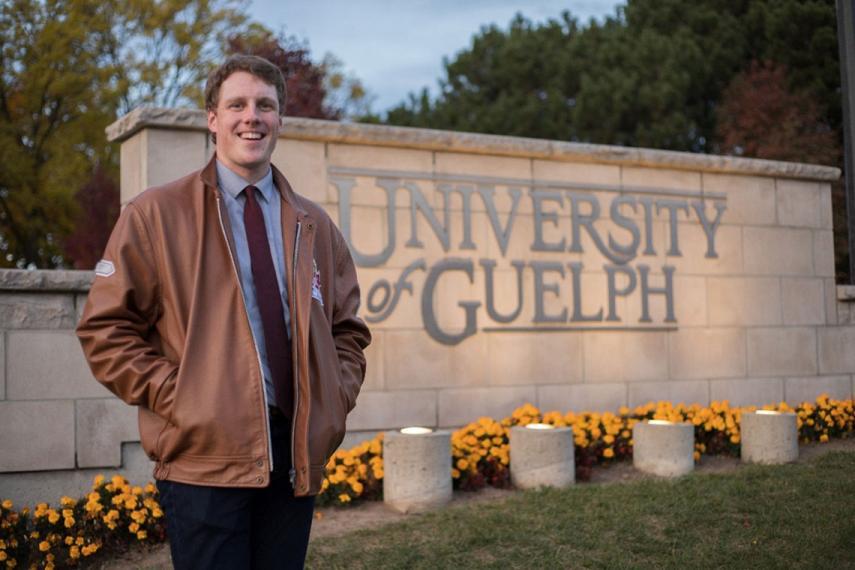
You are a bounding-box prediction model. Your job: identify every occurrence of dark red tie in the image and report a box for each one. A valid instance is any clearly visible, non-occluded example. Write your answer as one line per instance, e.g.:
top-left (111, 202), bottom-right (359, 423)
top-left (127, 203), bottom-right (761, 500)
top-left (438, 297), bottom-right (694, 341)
top-left (243, 185), bottom-right (294, 419)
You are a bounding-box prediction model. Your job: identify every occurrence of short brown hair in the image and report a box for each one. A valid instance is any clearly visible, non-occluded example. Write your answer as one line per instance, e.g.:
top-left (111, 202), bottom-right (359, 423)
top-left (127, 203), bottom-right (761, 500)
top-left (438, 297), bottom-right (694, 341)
top-left (205, 54), bottom-right (287, 115)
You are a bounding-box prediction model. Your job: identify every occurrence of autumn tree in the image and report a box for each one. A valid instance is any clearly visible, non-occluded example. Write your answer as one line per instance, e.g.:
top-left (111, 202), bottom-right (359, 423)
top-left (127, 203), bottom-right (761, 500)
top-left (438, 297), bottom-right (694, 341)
top-left (226, 26), bottom-right (370, 120)
top-left (0, 0), bottom-right (248, 268)
top-left (62, 167), bottom-right (120, 269)
top-left (716, 60), bottom-right (838, 165)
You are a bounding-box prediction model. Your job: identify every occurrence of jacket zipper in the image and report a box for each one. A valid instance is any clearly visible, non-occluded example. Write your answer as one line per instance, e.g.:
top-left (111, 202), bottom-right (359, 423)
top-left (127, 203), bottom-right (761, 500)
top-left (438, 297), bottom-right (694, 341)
top-left (289, 220), bottom-right (302, 487)
top-left (215, 193), bottom-right (275, 474)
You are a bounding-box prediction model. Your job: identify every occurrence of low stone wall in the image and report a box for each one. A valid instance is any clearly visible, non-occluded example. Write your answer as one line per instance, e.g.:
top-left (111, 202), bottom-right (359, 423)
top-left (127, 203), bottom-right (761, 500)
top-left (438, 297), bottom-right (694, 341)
top-left (2, 108), bottom-right (855, 507)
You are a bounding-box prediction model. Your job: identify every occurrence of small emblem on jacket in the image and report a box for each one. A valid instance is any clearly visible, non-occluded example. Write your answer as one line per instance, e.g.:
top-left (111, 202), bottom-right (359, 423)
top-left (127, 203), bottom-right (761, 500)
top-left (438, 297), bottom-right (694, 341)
top-left (312, 259), bottom-right (323, 305)
top-left (95, 259), bottom-right (115, 277)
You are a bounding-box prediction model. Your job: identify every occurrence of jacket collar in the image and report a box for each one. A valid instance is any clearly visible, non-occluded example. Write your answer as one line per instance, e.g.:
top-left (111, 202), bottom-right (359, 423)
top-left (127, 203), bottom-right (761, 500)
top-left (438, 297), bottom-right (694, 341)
top-left (200, 153), bottom-right (309, 219)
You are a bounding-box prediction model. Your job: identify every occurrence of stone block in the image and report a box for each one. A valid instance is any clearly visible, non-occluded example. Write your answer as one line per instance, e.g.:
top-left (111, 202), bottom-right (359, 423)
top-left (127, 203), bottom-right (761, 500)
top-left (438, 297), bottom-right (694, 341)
top-left (347, 390), bottom-right (437, 431)
top-left (709, 378), bottom-right (784, 407)
top-left (384, 331), bottom-right (487, 390)
top-left (0, 293), bottom-right (77, 329)
top-left (145, 129), bottom-right (208, 190)
top-left (76, 398), bottom-right (139, 468)
top-left (667, 223), bottom-right (743, 276)
top-left (776, 179), bottom-right (820, 228)
top-left (362, 330), bottom-right (383, 391)
top-left (628, 380), bottom-right (710, 408)
top-left (824, 279), bottom-right (839, 325)
top-left (813, 230), bottom-right (835, 277)
top-left (818, 183), bottom-right (833, 229)
top-left (75, 293), bottom-right (89, 324)
top-left (784, 375), bottom-right (852, 405)
top-left (747, 327), bottom-right (817, 377)
top-left (0, 333), bottom-right (4, 400)
top-left (582, 331), bottom-right (668, 383)
top-left (487, 332), bottom-right (582, 386)
top-left (740, 411), bottom-right (798, 464)
top-left (706, 277), bottom-right (781, 326)
top-left (621, 166), bottom-right (701, 194)
top-left (271, 140), bottom-right (326, 204)
top-left (120, 131), bottom-right (144, 204)
top-left (328, 143), bottom-right (433, 173)
top-left (438, 386), bottom-right (537, 427)
top-left (743, 227), bottom-right (814, 276)
top-left (839, 303), bottom-right (853, 325)
top-left (0, 401), bottom-right (75, 471)
top-left (701, 173), bottom-right (776, 226)
top-left (536, 383), bottom-right (626, 414)
top-left (0, 443), bottom-right (155, 509)
top-left (383, 429), bottom-right (452, 514)
top-left (780, 278), bottom-right (825, 325)
top-left (509, 425), bottom-right (575, 489)
top-left (7, 331), bottom-right (110, 400)
top-left (818, 327), bottom-right (855, 374)
top-left (632, 420), bottom-right (694, 477)
top-left (669, 328), bottom-right (746, 380)
top-left (435, 152), bottom-right (531, 181)
top-left (533, 160), bottom-right (620, 187)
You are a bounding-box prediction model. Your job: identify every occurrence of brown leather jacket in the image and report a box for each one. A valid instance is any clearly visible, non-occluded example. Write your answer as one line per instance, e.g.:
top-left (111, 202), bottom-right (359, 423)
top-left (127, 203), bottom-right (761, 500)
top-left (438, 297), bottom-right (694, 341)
top-left (76, 156), bottom-right (371, 496)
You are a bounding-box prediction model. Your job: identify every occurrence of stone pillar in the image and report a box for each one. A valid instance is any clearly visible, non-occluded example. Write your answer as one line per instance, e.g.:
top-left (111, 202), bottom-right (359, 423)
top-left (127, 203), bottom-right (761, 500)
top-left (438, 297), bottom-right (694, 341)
top-left (509, 424), bottom-right (575, 489)
top-left (740, 411), bottom-right (799, 464)
top-left (383, 428), bottom-right (451, 514)
top-left (632, 420), bottom-right (694, 477)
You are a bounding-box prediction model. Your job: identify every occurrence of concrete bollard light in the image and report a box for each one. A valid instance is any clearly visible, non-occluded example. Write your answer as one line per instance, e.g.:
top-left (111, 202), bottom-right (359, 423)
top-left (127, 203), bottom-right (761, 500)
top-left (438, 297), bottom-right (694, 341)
top-left (509, 423), bottom-right (575, 489)
top-left (383, 427), bottom-right (452, 514)
top-left (632, 420), bottom-right (694, 477)
top-left (740, 410), bottom-right (799, 464)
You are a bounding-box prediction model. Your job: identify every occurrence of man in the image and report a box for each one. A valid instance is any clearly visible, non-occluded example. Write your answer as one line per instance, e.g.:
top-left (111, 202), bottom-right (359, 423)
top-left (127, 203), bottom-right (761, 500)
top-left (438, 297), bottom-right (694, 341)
top-left (76, 54), bottom-right (371, 569)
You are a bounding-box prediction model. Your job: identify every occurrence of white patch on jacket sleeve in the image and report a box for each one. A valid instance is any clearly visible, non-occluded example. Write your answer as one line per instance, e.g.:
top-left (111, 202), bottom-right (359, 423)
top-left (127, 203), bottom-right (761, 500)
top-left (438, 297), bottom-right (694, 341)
top-left (95, 259), bottom-right (115, 277)
top-left (311, 259), bottom-right (323, 305)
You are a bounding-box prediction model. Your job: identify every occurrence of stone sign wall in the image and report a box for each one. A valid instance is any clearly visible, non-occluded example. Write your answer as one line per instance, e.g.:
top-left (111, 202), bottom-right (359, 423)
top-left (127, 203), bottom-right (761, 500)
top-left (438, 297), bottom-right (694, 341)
top-left (1, 107), bottom-right (854, 505)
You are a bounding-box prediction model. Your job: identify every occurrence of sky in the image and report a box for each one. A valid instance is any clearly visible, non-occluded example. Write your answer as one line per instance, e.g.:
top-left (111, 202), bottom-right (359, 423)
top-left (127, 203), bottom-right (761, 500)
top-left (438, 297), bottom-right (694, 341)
top-left (247, 1), bottom-right (625, 113)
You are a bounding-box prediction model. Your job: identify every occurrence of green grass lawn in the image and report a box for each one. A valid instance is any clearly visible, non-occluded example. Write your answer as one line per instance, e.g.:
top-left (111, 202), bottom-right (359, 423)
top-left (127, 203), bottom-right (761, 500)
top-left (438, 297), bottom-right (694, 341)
top-left (306, 451), bottom-right (855, 569)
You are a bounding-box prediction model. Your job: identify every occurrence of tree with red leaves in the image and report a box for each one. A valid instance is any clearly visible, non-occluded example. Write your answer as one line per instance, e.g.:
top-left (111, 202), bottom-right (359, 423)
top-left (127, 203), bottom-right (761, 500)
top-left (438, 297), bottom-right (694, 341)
top-left (227, 26), bottom-right (369, 120)
top-left (716, 60), bottom-right (839, 166)
top-left (63, 168), bottom-right (121, 270)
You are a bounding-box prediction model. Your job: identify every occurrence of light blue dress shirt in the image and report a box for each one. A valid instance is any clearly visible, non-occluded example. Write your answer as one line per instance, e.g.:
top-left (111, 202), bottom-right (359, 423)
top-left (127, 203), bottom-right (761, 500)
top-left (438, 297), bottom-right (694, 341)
top-left (216, 160), bottom-right (291, 408)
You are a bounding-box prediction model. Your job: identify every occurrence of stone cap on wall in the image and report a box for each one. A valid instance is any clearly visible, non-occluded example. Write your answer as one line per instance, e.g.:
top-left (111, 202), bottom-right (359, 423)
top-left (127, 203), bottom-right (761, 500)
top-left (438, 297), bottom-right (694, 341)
top-left (106, 106), bottom-right (841, 182)
top-left (0, 269), bottom-right (94, 292)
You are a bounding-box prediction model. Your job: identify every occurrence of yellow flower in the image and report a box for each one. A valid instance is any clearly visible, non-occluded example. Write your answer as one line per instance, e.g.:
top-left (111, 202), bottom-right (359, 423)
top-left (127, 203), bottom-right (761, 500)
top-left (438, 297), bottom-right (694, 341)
top-left (451, 468), bottom-right (460, 479)
top-left (602, 448), bottom-right (614, 458)
top-left (730, 435), bottom-right (740, 444)
top-left (129, 523), bottom-right (140, 534)
top-left (47, 510), bottom-right (60, 524)
top-left (456, 458), bottom-right (469, 470)
top-left (1, 500), bottom-right (12, 510)
top-left (137, 530), bottom-right (147, 540)
top-left (603, 434), bottom-right (615, 445)
top-left (820, 434), bottom-right (829, 443)
top-left (60, 497), bottom-right (75, 508)
top-left (337, 494), bottom-right (351, 504)
top-left (69, 546), bottom-right (80, 559)
top-left (39, 541), bottom-right (50, 552)
top-left (0, 552), bottom-right (6, 562)
top-left (64, 517), bottom-right (75, 528)
top-left (144, 483), bottom-right (156, 494)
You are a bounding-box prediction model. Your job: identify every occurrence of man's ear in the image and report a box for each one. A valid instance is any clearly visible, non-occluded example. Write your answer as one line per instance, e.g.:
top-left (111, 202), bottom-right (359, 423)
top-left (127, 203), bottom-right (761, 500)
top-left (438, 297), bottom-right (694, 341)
top-left (207, 109), bottom-right (218, 135)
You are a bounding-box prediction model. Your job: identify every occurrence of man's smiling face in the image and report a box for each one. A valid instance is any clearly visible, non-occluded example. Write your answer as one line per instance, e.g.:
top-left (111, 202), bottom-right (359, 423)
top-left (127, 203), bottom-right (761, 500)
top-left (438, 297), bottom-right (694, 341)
top-left (208, 70), bottom-right (281, 182)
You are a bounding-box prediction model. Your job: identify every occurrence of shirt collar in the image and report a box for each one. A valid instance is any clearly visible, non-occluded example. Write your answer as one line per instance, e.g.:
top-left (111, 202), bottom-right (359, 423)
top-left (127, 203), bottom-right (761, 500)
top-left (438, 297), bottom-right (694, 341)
top-left (215, 159), bottom-right (276, 203)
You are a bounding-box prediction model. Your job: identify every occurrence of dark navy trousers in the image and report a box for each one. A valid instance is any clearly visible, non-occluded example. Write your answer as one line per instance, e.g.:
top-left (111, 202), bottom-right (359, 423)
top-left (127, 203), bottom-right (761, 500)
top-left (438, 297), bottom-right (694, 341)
top-left (156, 412), bottom-right (315, 570)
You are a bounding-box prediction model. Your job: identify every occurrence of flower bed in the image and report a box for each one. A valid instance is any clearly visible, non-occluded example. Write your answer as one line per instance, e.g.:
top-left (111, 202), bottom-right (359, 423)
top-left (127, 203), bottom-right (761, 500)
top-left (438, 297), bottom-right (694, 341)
top-left (2, 395), bottom-right (852, 566)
